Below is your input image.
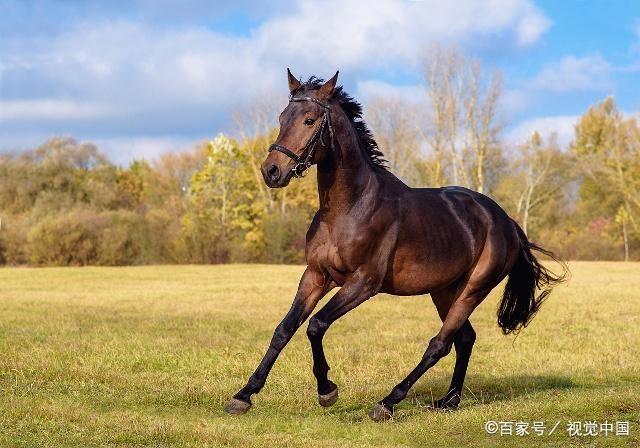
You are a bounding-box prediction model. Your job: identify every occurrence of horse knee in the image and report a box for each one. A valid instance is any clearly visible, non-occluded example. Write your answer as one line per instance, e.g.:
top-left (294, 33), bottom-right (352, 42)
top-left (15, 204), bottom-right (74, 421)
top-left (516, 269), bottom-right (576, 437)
top-left (306, 317), bottom-right (328, 340)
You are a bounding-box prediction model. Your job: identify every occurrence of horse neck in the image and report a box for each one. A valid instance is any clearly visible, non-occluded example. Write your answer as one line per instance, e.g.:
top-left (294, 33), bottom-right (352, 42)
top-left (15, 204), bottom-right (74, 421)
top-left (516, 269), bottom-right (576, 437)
top-left (316, 117), bottom-right (378, 211)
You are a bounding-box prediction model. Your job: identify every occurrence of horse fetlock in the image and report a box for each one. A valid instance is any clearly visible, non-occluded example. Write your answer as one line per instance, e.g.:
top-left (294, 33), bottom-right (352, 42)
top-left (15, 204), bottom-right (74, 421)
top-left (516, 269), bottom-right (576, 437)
top-left (429, 389), bottom-right (461, 410)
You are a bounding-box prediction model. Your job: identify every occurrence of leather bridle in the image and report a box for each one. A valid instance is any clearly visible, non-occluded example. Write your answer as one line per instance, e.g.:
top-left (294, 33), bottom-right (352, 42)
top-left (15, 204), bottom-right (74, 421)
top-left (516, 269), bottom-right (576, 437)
top-left (268, 95), bottom-right (335, 178)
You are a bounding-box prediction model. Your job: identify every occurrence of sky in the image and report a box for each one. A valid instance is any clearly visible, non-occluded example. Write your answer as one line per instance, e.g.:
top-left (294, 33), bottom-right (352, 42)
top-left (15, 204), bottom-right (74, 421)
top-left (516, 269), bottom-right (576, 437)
top-left (1, 0), bottom-right (639, 165)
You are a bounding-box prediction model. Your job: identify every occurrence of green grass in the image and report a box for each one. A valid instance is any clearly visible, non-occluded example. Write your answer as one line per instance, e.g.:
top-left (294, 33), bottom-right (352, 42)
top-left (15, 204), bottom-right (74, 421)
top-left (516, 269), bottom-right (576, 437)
top-left (0, 262), bottom-right (638, 447)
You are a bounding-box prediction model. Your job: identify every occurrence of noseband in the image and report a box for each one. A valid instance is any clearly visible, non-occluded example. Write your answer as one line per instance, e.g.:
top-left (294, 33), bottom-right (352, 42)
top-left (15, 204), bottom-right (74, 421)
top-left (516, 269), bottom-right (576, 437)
top-left (268, 96), bottom-right (335, 177)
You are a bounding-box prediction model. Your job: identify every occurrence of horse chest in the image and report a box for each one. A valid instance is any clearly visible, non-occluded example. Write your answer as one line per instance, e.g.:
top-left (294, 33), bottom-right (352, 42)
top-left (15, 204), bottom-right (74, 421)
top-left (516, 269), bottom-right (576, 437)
top-left (308, 218), bottom-right (378, 283)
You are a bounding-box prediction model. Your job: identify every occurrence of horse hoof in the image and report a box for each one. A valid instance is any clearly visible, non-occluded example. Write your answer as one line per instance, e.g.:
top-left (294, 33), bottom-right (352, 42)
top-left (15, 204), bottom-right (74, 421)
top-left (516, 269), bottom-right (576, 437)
top-left (318, 386), bottom-right (339, 407)
top-left (224, 397), bottom-right (252, 415)
top-left (368, 403), bottom-right (393, 422)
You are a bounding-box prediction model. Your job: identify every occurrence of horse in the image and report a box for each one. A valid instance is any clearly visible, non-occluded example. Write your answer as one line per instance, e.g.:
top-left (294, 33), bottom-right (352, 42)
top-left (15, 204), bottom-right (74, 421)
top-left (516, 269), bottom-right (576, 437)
top-left (225, 69), bottom-right (566, 421)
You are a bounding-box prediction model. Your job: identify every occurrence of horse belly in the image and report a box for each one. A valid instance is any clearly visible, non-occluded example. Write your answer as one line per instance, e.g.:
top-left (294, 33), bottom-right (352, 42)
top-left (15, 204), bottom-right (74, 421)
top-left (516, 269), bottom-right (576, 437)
top-left (382, 233), bottom-right (473, 296)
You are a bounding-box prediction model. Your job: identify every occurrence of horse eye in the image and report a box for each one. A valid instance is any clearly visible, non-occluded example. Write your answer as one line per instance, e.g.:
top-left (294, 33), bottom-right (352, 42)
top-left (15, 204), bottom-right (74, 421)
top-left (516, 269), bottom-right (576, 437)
top-left (304, 118), bottom-right (315, 126)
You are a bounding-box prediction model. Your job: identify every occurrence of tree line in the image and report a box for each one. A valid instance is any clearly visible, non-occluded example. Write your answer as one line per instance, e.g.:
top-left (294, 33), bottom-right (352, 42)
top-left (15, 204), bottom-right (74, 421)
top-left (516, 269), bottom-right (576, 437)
top-left (1, 49), bottom-right (639, 266)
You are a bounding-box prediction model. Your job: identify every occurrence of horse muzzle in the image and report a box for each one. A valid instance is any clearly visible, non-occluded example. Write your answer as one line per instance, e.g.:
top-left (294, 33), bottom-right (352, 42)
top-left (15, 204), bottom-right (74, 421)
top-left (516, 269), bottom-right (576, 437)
top-left (260, 162), bottom-right (294, 188)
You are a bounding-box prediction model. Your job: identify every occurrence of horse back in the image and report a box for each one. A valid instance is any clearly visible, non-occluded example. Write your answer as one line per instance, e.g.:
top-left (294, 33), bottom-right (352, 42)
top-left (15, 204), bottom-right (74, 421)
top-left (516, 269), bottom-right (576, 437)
top-left (382, 185), bottom-right (515, 295)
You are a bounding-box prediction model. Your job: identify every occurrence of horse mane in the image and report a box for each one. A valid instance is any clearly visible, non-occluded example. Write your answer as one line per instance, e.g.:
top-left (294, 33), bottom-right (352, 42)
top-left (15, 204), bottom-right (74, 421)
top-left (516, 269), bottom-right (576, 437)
top-left (291, 76), bottom-right (388, 170)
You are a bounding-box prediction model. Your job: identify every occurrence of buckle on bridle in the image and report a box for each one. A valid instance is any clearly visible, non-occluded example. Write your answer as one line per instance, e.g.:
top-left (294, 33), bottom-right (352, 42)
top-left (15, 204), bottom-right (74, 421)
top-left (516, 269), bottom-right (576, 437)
top-left (292, 161), bottom-right (311, 178)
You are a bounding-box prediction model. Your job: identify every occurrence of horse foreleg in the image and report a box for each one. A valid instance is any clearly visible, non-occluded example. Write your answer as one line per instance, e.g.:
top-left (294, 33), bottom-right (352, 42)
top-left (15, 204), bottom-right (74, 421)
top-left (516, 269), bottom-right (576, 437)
top-left (225, 268), bottom-right (330, 415)
top-left (306, 275), bottom-right (377, 407)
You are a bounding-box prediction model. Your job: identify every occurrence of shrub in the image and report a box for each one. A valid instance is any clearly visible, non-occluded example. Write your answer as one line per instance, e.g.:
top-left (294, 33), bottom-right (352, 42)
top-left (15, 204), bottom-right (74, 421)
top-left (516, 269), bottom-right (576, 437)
top-left (28, 209), bottom-right (104, 266)
top-left (96, 210), bottom-right (144, 265)
top-left (27, 209), bottom-right (145, 266)
top-left (0, 215), bottom-right (30, 265)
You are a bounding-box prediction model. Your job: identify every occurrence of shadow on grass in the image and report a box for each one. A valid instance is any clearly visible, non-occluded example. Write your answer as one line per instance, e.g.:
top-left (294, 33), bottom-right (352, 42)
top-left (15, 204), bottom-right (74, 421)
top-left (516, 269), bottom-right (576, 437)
top-left (410, 374), bottom-right (576, 408)
top-left (321, 375), bottom-right (576, 423)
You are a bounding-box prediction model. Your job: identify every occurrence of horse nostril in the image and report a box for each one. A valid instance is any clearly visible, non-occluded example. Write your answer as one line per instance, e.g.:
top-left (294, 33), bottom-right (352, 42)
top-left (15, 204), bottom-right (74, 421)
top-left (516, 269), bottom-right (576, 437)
top-left (267, 164), bottom-right (281, 182)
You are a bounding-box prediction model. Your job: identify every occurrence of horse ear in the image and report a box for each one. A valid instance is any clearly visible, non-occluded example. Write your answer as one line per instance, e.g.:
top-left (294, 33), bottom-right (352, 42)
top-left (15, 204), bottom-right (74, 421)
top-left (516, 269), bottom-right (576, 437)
top-left (287, 68), bottom-right (301, 94)
top-left (317, 71), bottom-right (339, 100)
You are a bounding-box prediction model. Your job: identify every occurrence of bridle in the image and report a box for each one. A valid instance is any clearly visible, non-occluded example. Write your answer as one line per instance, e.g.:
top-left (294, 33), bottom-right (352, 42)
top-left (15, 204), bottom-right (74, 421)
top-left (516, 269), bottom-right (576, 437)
top-left (268, 95), bottom-right (335, 178)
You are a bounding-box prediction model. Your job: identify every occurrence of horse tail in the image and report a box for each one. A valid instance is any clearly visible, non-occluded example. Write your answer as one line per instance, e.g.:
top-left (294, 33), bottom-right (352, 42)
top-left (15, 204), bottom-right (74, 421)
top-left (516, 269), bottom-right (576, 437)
top-left (497, 220), bottom-right (568, 335)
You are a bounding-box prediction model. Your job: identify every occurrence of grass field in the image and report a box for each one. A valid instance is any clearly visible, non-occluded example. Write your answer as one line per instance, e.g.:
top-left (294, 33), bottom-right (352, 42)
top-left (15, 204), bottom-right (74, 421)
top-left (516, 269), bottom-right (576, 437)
top-left (0, 262), bottom-right (638, 447)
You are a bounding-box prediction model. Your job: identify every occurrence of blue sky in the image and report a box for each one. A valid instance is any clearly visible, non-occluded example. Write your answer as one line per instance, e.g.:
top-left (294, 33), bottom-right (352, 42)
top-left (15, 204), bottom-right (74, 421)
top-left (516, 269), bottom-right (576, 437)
top-left (1, 0), bottom-right (639, 164)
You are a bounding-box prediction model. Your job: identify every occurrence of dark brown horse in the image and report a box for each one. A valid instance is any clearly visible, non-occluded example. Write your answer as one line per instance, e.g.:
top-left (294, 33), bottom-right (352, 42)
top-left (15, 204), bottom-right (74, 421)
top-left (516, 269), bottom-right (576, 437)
top-left (225, 70), bottom-right (566, 421)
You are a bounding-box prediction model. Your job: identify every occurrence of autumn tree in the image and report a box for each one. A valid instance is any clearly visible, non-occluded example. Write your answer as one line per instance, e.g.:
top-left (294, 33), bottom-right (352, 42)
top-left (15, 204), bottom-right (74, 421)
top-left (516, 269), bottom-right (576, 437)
top-left (180, 135), bottom-right (246, 263)
top-left (423, 45), bottom-right (503, 192)
top-left (572, 97), bottom-right (640, 260)
top-left (496, 132), bottom-right (571, 236)
top-left (365, 98), bottom-right (424, 186)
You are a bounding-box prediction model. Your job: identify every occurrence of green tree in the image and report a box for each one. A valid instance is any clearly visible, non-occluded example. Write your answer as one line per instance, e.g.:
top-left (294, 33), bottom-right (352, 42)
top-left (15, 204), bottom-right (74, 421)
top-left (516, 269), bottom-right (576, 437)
top-left (572, 97), bottom-right (640, 260)
top-left (180, 135), bottom-right (248, 262)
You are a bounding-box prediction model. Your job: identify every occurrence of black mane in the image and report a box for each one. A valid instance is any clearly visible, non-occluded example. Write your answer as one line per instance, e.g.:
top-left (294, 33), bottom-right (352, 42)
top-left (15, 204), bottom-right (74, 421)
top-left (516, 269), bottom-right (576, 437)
top-left (291, 76), bottom-right (388, 169)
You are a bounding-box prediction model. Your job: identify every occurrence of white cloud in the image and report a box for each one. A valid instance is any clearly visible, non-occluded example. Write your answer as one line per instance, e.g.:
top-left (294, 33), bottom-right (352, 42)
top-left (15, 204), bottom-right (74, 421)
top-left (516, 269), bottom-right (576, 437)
top-left (93, 136), bottom-right (204, 166)
top-left (0, 0), bottom-right (550, 161)
top-left (356, 80), bottom-right (424, 104)
top-left (514, 2), bottom-right (552, 45)
top-left (506, 115), bottom-right (579, 148)
top-left (500, 88), bottom-right (532, 114)
top-left (0, 99), bottom-right (114, 121)
top-left (0, 131), bottom-right (202, 167)
top-left (530, 54), bottom-right (612, 92)
top-left (499, 53), bottom-right (615, 118)
top-left (256, 0), bottom-right (549, 70)
top-left (507, 108), bottom-right (640, 150)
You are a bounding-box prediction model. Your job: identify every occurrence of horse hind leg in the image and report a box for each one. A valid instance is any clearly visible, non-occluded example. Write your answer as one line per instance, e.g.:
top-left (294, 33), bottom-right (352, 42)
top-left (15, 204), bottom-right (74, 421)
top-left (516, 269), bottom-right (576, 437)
top-left (427, 224), bottom-right (515, 410)
top-left (413, 282), bottom-right (475, 411)
top-left (429, 319), bottom-right (476, 410)
top-left (369, 285), bottom-right (488, 421)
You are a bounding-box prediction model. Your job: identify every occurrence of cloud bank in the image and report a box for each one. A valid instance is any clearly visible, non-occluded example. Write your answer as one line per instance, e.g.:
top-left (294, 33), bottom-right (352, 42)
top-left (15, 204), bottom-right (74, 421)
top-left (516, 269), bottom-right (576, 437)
top-left (0, 0), bottom-right (550, 161)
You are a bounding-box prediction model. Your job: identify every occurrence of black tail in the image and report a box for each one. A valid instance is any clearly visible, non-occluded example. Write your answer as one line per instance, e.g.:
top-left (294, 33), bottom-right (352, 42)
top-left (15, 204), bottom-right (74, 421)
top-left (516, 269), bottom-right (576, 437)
top-left (497, 221), bottom-right (568, 334)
